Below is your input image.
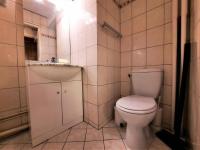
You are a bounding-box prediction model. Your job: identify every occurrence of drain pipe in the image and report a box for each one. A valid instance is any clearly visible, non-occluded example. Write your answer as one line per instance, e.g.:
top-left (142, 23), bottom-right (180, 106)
top-left (0, 111), bottom-right (29, 139)
top-left (0, 124), bottom-right (29, 139)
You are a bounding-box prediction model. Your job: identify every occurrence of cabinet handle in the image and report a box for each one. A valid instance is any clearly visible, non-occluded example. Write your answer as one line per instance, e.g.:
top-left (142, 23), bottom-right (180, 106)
top-left (57, 91), bottom-right (60, 94)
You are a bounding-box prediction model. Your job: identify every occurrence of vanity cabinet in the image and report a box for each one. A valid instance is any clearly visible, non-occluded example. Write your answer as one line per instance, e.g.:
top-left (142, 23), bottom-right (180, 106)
top-left (62, 81), bottom-right (83, 125)
top-left (26, 65), bottom-right (83, 146)
top-left (28, 83), bottom-right (62, 139)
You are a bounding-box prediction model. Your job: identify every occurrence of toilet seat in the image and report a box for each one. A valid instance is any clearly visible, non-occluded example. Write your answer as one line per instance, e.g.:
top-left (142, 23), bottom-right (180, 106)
top-left (116, 95), bottom-right (157, 114)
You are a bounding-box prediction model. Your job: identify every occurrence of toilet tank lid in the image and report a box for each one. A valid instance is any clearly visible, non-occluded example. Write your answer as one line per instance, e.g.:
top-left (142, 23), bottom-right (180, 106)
top-left (132, 68), bottom-right (163, 73)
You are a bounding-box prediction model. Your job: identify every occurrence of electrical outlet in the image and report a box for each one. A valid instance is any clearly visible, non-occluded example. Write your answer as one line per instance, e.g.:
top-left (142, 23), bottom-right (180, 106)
top-left (0, 0), bottom-right (6, 7)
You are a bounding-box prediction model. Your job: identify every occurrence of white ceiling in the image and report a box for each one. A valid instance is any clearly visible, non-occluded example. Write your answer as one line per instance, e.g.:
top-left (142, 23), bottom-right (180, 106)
top-left (23, 0), bottom-right (57, 19)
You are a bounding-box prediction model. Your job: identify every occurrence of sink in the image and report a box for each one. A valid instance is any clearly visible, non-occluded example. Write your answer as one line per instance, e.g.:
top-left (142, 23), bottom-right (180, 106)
top-left (29, 65), bottom-right (81, 81)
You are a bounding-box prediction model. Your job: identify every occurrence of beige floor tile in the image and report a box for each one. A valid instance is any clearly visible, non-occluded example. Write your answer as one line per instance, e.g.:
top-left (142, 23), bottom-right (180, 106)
top-left (86, 128), bottom-right (103, 141)
top-left (48, 129), bottom-right (70, 143)
top-left (150, 138), bottom-right (171, 150)
top-left (0, 144), bottom-right (23, 150)
top-left (84, 141), bottom-right (104, 150)
top-left (73, 122), bottom-right (88, 129)
top-left (67, 128), bottom-right (86, 142)
top-left (103, 128), bottom-right (121, 140)
top-left (21, 143), bottom-right (45, 150)
top-left (124, 137), bottom-right (171, 150)
top-left (104, 140), bottom-right (126, 150)
top-left (149, 145), bottom-right (171, 150)
top-left (42, 143), bottom-right (64, 150)
top-left (87, 124), bottom-right (96, 129)
top-left (63, 142), bottom-right (84, 150)
top-left (104, 120), bottom-right (117, 128)
top-left (0, 130), bottom-right (172, 150)
top-left (123, 139), bottom-right (131, 150)
top-left (149, 146), bottom-right (160, 150)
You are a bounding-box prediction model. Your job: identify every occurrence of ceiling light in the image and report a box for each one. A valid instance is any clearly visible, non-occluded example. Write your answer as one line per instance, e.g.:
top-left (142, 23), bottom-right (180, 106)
top-left (47, 0), bottom-right (73, 11)
top-left (35, 0), bottom-right (43, 3)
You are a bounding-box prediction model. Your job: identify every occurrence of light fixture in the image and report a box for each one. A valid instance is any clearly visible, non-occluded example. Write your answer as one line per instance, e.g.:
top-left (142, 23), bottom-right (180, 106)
top-left (46, 0), bottom-right (95, 25)
top-left (47, 0), bottom-right (73, 11)
top-left (35, 0), bottom-right (43, 3)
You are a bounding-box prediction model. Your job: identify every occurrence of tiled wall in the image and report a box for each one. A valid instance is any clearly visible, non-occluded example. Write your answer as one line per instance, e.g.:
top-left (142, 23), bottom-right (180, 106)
top-left (23, 9), bottom-right (57, 61)
top-left (0, 0), bottom-right (175, 132)
top-left (68, 0), bottom-right (98, 128)
top-left (97, 0), bottom-right (121, 128)
top-left (0, 0), bottom-right (28, 132)
top-left (68, 0), bottom-right (121, 128)
top-left (120, 0), bottom-right (174, 130)
top-left (69, 0), bottom-right (174, 129)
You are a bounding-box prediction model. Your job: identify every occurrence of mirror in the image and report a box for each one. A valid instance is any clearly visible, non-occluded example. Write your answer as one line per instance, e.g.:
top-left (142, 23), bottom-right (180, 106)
top-left (23, 0), bottom-right (70, 64)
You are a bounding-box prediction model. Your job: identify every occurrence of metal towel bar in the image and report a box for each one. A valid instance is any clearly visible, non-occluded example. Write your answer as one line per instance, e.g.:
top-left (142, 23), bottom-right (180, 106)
top-left (101, 22), bottom-right (122, 38)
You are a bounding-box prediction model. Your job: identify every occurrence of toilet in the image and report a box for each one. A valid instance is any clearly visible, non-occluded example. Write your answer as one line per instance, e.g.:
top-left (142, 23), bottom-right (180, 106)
top-left (116, 68), bottom-right (163, 150)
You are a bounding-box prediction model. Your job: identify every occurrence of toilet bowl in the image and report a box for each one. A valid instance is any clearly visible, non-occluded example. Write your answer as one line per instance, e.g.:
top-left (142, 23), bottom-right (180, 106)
top-left (116, 95), bottom-right (157, 150)
top-left (116, 68), bottom-right (163, 150)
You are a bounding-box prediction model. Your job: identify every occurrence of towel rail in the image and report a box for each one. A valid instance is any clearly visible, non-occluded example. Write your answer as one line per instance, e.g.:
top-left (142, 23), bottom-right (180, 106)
top-left (101, 22), bottom-right (122, 38)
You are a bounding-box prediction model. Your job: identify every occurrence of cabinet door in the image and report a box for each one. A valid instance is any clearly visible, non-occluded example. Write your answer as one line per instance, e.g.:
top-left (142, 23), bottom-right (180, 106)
top-left (29, 83), bottom-right (62, 139)
top-left (62, 81), bottom-right (83, 125)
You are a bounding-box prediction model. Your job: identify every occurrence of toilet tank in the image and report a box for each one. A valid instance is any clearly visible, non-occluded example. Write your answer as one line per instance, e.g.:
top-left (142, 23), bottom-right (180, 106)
top-left (131, 68), bottom-right (163, 98)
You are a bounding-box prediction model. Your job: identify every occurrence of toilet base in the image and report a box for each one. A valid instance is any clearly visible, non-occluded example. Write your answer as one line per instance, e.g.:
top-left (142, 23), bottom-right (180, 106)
top-left (125, 124), bottom-right (154, 150)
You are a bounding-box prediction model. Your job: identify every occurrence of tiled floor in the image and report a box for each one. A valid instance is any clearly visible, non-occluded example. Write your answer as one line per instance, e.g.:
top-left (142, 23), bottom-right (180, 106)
top-left (0, 121), bottom-right (171, 150)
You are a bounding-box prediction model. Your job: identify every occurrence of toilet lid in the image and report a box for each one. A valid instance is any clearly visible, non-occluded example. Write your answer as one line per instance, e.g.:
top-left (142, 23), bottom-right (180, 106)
top-left (116, 95), bottom-right (157, 114)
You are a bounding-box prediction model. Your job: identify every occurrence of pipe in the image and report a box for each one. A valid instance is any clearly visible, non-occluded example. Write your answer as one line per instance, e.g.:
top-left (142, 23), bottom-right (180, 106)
top-left (0, 124), bottom-right (29, 139)
top-left (0, 111), bottom-right (28, 122)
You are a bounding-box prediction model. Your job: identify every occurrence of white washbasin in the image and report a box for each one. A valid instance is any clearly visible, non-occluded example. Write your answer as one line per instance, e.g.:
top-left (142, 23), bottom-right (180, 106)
top-left (29, 64), bottom-right (81, 81)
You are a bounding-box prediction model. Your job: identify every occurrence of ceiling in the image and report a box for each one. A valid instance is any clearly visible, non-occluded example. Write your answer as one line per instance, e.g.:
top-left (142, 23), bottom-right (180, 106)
top-left (23, 0), bottom-right (57, 19)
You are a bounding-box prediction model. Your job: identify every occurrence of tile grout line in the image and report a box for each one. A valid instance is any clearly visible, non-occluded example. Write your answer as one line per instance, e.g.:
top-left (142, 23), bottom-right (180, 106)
top-left (61, 128), bottom-right (72, 150)
top-left (83, 123), bottom-right (89, 150)
top-left (130, 0), bottom-right (133, 84)
top-left (102, 127), bottom-right (105, 150)
top-left (145, 0), bottom-right (147, 68)
top-left (116, 126), bottom-right (128, 150)
top-left (0, 121), bottom-right (171, 149)
top-left (14, 0), bottom-right (23, 126)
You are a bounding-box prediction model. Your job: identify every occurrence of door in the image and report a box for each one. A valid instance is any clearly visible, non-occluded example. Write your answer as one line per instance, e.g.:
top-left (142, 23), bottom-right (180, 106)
top-left (62, 81), bottom-right (83, 125)
top-left (28, 83), bottom-right (62, 139)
